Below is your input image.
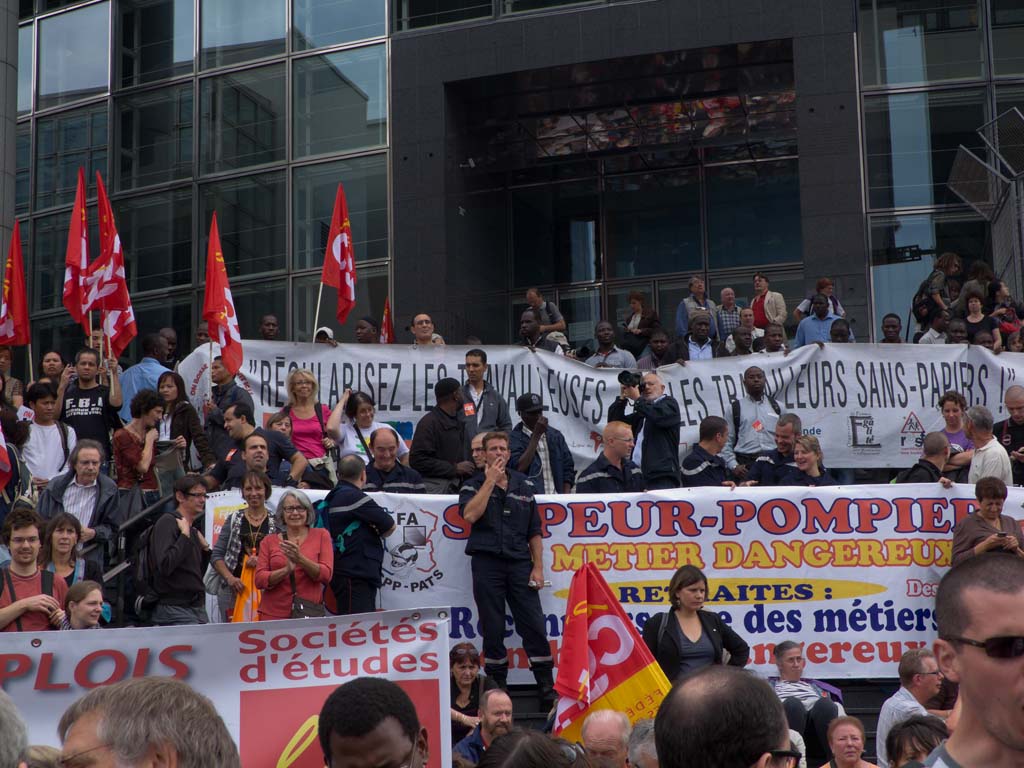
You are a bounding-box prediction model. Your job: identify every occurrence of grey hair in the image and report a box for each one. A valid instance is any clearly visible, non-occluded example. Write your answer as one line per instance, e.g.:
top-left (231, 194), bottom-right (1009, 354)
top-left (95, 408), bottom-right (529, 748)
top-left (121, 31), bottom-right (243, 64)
top-left (0, 689), bottom-right (28, 768)
top-left (627, 718), bottom-right (657, 767)
top-left (777, 413), bottom-right (802, 432)
top-left (965, 405), bottom-right (994, 432)
top-left (57, 677), bottom-right (239, 768)
top-left (274, 489), bottom-right (317, 529)
top-left (70, 438), bottom-right (107, 467)
top-left (582, 708), bottom-right (632, 747)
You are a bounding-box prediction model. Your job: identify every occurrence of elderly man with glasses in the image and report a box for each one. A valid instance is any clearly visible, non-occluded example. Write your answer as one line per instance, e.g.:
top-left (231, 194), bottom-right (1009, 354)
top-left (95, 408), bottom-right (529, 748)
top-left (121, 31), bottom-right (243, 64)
top-left (874, 649), bottom-right (945, 768)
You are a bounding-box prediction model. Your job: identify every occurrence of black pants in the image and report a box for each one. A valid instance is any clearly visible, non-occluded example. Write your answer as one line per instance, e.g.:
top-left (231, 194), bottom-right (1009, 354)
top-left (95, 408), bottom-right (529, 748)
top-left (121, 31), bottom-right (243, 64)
top-left (783, 696), bottom-right (838, 761)
top-left (333, 576), bottom-right (377, 615)
top-left (471, 555), bottom-right (552, 675)
top-left (646, 476), bottom-right (679, 490)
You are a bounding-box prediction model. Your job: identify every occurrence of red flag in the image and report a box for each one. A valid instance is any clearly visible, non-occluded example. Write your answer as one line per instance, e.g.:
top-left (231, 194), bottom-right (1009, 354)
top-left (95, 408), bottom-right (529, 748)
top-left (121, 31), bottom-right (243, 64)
top-left (203, 214), bottom-right (243, 375)
top-left (0, 419), bottom-right (11, 492)
top-left (320, 183), bottom-right (357, 324)
top-left (553, 562), bottom-right (671, 741)
top-left (62, 168), bottom-right (90, 334)
top-left (82, 173), bottom-right (129, 312)
top-left (380, 297), bottom-right (394, 343)
top-left (100, 243), bottom-right (137, 359)
top-left (0, 221), bottom-right (30, 346)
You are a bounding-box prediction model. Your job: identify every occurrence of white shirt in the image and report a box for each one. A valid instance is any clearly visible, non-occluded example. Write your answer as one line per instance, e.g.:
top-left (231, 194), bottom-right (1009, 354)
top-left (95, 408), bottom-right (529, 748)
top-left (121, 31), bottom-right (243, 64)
top-left (875, 687), bottom-right (927, 768)
top-left (338, 420), bottom-right (409, 464)
top-left (917, 328), bottom-right (945, 345)
top-left (968, 437), bottom-right (1013, 486)
top-left (521, 425), bottom-right (555, 493)
top-left (63, 478), bottom-right (99, 528)
top-left (24, 422), bottom-right (77, 481)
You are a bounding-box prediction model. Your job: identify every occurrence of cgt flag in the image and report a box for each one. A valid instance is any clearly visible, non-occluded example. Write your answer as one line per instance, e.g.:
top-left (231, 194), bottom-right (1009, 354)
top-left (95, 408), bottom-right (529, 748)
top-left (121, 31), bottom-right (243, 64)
top-left (0, 221), bottom-right (29, 346)
top-left (321, 183), bottom-right (357, 324)
top-left (62, 167), bottom-right (90, 335)
top-left (553, 562), bottom-right (671, 742)
top-left (203, 213), bottom-right (243, 375)
top-left (380, 296), bottom-right (394, 343)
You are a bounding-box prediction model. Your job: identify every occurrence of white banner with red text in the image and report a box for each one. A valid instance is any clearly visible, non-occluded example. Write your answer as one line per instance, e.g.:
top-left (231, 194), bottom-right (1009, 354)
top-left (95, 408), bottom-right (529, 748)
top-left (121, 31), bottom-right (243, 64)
top-left (179, 340), bottom-right (1024, 469)
top-left (1, 608), bottom-right (452, 768)
top-left (207, 484), bottom-right (1024, 682)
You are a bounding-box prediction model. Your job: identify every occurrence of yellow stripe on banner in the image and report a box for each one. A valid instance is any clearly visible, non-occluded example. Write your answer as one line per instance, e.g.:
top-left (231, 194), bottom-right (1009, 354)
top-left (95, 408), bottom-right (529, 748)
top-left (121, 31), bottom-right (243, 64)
top-left (558, 662), bottom-right (670, 743)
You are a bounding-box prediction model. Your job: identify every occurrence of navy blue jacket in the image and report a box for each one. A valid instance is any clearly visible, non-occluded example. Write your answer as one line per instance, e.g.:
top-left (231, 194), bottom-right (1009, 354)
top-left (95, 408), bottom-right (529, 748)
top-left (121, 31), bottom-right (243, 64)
top-left (575, 453), bottom-right (645, 494)
top-left (364, 461), bottom-right (426, 494)
top-left (459, 469), bottom-right (540, 560)
top-left (681, 444), bottom-right (728, 487)
top-left (453, 726), bottom-right (486, 764)
top-left (608, 395), bottom-right (681, 486)
top-left (323, 480), bottom-right (395, 586)
top-left (746, 450), bottom-right (802, 486)
top-left (791, 468), bottom-right (837, 486)
top-left (508, 423), bottom-right (575, 494)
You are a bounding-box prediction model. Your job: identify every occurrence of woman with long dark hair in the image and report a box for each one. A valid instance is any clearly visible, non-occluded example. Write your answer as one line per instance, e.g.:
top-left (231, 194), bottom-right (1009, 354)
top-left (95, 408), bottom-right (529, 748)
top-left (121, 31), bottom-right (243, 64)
top-left (157, 371), bottom-right (215, 471)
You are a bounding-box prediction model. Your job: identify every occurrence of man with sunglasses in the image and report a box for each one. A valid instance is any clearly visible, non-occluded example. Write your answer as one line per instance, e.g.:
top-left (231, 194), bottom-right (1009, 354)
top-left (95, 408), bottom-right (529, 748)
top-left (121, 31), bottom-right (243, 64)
top-left (319, 677), bottom-right (428, 768)
top-left (930, 553), bottom-right (1024, 768)
top-left (875, 649), bottom-right (944, 768)
top-left (575, 421), bottom-right (645, 494)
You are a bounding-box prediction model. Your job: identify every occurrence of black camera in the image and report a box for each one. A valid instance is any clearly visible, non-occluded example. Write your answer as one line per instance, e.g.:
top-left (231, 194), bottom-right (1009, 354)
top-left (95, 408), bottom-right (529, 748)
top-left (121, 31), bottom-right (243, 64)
top-left (618, 370), bottom-right (643, 388)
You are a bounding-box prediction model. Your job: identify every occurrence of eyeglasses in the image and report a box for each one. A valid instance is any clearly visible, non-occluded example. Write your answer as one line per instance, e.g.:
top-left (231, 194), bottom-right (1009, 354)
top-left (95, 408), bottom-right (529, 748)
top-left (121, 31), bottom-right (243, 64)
top-left (917, 670), bottom-right (942, 677)
top-left (281, 505), bottom-right (306, 513)
top-left (58, 743), bottom-right (112, 768)
top-left (186, 492), bottom-right (208, 498)
top-left (942, 634), bottom-right (1024, 659)
top-left (556, 741), bottom-right (585, 765)
top-left (10, 536), bottom-right (39, 545)
top-left (769, 749), bottom-right (803, 767)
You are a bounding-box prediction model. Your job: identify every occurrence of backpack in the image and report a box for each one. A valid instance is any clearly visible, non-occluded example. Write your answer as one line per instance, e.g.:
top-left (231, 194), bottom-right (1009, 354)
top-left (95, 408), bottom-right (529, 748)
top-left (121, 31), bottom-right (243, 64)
top-left (912, 272), bottom-right (941, 326)
top-left (131, 519), bottom-right (161, 618)
top-left (731, 396), bottom-right (781, 441)
top-left (0, 567), bottom-right (54, 631)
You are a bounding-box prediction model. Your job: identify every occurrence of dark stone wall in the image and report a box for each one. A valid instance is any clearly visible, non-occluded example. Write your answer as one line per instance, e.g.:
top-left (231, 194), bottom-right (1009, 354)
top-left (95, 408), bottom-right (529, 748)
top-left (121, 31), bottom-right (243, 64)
top-left (391, 0), bottom-right (866, 342)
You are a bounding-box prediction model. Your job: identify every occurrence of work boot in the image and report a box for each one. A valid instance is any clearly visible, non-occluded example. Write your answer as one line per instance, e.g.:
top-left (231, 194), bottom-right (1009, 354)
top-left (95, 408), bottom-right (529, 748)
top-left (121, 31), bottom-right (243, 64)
top-left (533, 666), bottom-right (557, 712)
top-left (488, 666), bottom-right (508, 690)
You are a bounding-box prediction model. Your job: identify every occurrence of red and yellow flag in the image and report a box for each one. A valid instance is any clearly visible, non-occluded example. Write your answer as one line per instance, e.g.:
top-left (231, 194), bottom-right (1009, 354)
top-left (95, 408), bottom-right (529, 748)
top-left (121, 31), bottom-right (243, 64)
top-left (553, 562), bottom-right (671, 742)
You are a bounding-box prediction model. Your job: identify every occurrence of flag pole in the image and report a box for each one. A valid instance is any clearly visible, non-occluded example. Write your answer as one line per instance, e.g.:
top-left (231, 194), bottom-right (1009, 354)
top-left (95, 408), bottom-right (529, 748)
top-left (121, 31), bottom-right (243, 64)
top-left (312, 282), bottom-right (324, 346)
top-left (26, 342), bottom-right (33, 384)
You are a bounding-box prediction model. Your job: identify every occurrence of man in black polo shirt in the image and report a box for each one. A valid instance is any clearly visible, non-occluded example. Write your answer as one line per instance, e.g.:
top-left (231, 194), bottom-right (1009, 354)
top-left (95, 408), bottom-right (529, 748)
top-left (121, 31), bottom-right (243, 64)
top-left (459, 431), bottom-right (553, 706)
top-left (994, 384), bottom-right (1024, 486)
top-left (60, 348), bottom-right (123, 470)
top-left (576, 421), bottom-right (644, 494)
top-left (205, 402), bottom-right (307, 490)
top-left (149, 475), bottom-right (211, 625)
top-left (324, 455), bottom-right (396, 614)
top-left (364, 428), bottom-right (425, 494)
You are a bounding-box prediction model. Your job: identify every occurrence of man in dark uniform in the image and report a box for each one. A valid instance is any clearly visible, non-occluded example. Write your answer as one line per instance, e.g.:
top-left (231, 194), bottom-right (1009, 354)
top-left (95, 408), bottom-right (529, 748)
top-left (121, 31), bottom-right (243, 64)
top-left (459, 431), bottom-right (554, 706)
top-left (576, 421), bottom-right (645, 494)
top-left (994, 384), bottom-right (1024, 486)
top-left (680, 416), bottom-right (734, 488)
top-left (323, 454), bottom-right (396, 615)
top-left (364, 427), bottom-right (425, 494)
top-left (745, 413), bottom-right (804, 487)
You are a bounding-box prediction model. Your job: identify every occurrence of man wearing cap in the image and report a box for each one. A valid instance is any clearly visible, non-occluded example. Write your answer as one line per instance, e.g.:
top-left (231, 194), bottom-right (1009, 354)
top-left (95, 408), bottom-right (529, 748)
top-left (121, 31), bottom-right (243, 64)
top-left (509, 393), bottom-right (574, 494)
top-left (410, 378), bottom-right (476, 493)
top-left (460, 430), bottom-right (555, 706)
top-left (315, 327), bottom-right (338, 347)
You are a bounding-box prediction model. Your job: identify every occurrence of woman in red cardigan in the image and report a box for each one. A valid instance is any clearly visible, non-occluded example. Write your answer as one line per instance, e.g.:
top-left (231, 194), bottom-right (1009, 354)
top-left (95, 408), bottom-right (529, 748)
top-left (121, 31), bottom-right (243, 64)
top-left (255, 489), bottom-right (333, 620)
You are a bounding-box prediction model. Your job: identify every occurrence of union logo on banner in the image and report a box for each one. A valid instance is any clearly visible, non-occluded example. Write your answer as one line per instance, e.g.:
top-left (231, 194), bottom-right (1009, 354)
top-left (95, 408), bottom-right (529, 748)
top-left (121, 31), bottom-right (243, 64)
top-left (553, 562), bottom-right (670, 741)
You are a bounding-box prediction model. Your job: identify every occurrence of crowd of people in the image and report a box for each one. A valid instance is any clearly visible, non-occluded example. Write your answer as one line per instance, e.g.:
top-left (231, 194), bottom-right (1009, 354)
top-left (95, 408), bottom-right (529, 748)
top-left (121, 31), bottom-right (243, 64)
top-left (0, 258), bottom-right (1022, 766)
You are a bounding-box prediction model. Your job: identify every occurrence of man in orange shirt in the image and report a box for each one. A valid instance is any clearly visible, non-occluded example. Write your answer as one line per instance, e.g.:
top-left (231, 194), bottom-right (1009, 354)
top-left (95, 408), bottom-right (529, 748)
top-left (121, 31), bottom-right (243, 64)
top-left (0, 507), bottom-right (67, 632)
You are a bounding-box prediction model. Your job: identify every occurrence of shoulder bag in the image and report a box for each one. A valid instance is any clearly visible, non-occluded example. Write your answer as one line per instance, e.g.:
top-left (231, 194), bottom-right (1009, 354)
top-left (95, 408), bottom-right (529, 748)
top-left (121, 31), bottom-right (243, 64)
top-left (284, 532), bottom-right (327, 619)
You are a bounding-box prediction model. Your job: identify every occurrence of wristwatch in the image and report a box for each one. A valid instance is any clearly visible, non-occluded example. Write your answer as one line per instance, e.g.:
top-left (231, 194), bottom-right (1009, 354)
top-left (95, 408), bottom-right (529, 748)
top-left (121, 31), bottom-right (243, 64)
top-left (283, 476), bottom-right (299, 487)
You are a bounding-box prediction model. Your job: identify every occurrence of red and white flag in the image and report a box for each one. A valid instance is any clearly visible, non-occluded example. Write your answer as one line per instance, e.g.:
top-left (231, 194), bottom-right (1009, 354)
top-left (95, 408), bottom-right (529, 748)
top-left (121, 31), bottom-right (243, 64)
top-left (62, 168), bottom-right (90, 335)
top-left (321, 183), bottom-right (357, 324)
top-left (83, 173), bottom-right (129, 313)
top-left (0, 221), bottom-right (30, 346)
top-left (203, 213), bottom-right (243, 375)
top-left (380, 296), bottom-right (394, 343)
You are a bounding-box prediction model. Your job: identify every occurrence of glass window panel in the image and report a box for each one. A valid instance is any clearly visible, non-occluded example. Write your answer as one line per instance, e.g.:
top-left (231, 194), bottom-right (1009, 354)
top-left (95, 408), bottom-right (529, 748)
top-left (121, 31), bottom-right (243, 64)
top-left (556, 286), bottom-right (601, 355)
top-left (993, 1), bottom-right (1024, 75)
top-left (706, 160), bottom-right (803, 268)
top-left (505, 0), bottom-right (595, 12)
top-left (223, 279), bottom-right (288, 339)
top-left (858, 0), bottom-right (984, 87)
top-left (201, 171), bottom-right (286, 278)
top-left (293, 46), bottom-right (387, 159)
top-left (869, 210), bottom-right (988, 337)
top-left (293, 265), bottom-right (387, 343)
top-left (32, 313), bottom-right (87, 377)
top-left (200, 0), bottom-right (284, 69)
top-left (511, 181), bottom-right (600, 288)
top-left (16, 125), bottom-right (30, 215)
top-left (37, 3), bottom-right (110, 110)
top-left (35, 105), bottom-right (108, 210)
top-left (18, 25), bottom-right (32, 115)
top-left (201, 64), bottom-right (285, 174)
top-left (605, 170), bottom-right (701, 278)
top-left (394, 0), bottom-right (491, 30)
top-left (293, 0), bottom-right (385, 50)
top-left (606, 283), bottom-right (656, 348)
top-left (117, 85), bottom-right (193, 191)
top-left (32, 207), bottom-right (99, 313)
top-left (118, 0), bottom-right (194, 88)
top-left (865, 89), bottom-right (986, 209)
top-left (130, 292), bottom-right (193, 363)
top-left (293, 155), bottom-right (388, 270)
top-left (19, 0), bottom-right (32, 20)
top-left (114, 187), bottom-right (192, 293)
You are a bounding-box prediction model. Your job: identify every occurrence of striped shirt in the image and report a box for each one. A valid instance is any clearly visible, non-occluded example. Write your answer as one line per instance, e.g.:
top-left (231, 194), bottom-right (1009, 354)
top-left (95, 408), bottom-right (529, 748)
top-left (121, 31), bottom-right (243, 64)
top-left (62, 478), bottom-right (99, 529)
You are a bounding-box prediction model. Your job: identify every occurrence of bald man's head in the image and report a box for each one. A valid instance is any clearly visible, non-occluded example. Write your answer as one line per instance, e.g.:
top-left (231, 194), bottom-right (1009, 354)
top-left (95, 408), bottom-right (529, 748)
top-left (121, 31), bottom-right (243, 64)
top-left (603, 421), bottom-right (636, 462)
top-left (1006, 385), bottom-right (1024, 424)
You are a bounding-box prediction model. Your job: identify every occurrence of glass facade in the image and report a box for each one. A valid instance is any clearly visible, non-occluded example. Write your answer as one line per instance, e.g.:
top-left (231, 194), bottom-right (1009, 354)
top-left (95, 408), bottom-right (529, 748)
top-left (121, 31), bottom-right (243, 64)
top-left (18, 0), bottom-right (391, 358)
top-left (859, 0), bottom-right (1024, 337)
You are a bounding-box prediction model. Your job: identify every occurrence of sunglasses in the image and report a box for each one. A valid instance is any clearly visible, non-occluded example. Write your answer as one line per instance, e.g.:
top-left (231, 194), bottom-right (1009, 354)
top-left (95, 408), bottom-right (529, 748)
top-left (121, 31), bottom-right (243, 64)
top-left (450, 647), bottom-right (481, 662)
top-left (942, 634), bottom-right (1024, 659)
top-left (769, 749), bottom-right (803, 767)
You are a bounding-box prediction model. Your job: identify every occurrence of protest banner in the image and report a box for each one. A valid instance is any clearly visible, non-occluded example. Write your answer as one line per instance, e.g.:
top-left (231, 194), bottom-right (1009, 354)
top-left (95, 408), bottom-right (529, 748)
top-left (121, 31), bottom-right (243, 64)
top-left (2, 608), bottom-right (451, 768)
top-left (209, 483), bottom-right (1024, 682)
top-left (179, 340), bottom-right (1024, 469)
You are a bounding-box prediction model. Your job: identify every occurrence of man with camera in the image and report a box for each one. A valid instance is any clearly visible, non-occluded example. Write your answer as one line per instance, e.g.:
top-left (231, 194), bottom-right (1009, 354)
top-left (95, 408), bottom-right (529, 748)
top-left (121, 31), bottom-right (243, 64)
top-left (608, 371), bottom-right (681, 490)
